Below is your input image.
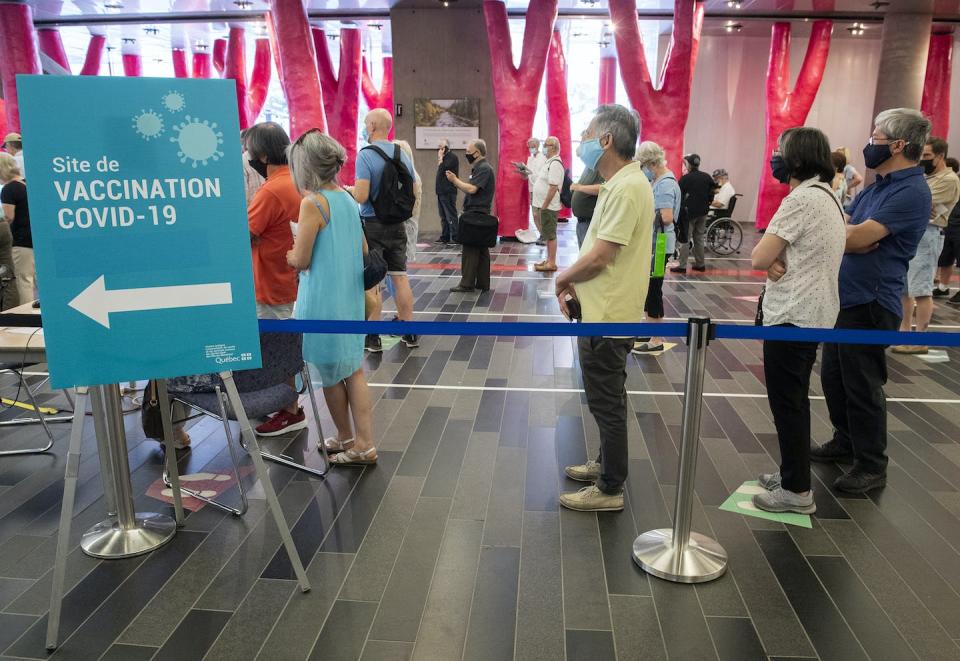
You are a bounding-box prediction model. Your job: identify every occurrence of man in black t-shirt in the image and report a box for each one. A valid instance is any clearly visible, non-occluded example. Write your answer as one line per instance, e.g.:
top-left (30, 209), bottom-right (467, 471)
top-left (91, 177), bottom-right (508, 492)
top-left (445, 139), bottom-right (496, 292)
top-left (672, 153), bottom-right (715, 273)
top-left (435, 139), bottom-right (460, 244)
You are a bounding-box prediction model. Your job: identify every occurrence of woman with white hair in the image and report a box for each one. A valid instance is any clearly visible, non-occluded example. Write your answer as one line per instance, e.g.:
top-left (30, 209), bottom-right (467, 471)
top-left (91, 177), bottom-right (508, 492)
top-left (633, 141), bottom-right (679, 353)
top-left (0, 152), bottom-right (33, 305)
top-left (286, 130), bottom-right (377, 466)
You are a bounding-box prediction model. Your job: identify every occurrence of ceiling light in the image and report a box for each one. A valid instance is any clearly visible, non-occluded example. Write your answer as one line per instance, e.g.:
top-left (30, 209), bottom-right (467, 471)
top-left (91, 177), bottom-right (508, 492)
top-left (726, 0), bottom-right (742, 7)
top-left (869, 1), bottom-right (890, 9)
top-left (144, 26), bottom-right (159, 35)
top-left (606, 22), bottom-right (615, 33)
top-left (847, 22), bottom-right (865, 35)
top-left (369, 22), bottom-right (383, 29)
top-left (195, 40), bottom-right (208, 50)
top-left (121, 37), bottom-right (136, 44)
top-left (725, 22), bottom-right (743, 33)
top-left (579, 0), bottom-right (599, 5)
top-left (233, 0), bottom-right (253, 8)
top-left (103, 0), bottom-right (124, 8)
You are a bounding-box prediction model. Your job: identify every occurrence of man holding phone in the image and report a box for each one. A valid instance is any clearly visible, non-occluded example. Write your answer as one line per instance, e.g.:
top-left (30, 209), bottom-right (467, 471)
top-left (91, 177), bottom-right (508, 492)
top-left (555, 105), bottom-right (654, 512)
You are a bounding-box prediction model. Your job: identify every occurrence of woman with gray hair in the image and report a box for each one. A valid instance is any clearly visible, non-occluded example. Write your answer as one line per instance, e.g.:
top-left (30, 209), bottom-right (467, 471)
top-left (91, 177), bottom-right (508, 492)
top-left (286, 130), bottom-right (377, 466)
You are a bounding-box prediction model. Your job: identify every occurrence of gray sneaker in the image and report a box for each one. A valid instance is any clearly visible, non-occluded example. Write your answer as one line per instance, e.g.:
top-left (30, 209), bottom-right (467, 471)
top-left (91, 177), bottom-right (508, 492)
top-left (565, 460), bottom-right (601, 483)
top-left (560, 485), bottom-right (624, 512)
top-left (758, 472), bottom-right (781, 490)
top-left (752, 487), bottom-right (816, 515)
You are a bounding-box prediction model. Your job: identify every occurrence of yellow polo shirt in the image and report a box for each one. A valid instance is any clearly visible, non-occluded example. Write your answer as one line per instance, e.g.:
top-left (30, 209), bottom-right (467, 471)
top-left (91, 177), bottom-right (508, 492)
top-left (577, 161), bottom-right (654, 323)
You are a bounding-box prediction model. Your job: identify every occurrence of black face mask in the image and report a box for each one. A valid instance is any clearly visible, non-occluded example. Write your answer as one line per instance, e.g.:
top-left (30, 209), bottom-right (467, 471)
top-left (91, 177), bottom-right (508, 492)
top-left (465, 153), bottom-right (477, 164)
top-left (920, 158), bottom-right (936, 175)
top-left (248, 159), bottom-right (269, 179)
top-left (769, 154), bottom-right (791, 184)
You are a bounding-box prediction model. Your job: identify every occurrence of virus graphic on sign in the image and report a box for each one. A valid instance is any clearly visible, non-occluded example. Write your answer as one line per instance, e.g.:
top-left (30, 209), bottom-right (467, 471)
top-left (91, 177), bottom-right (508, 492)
top-left (170, 116), bottom-right (224, 167)
top-left (132, 110), bottom-right (164, 140)
top-left (162, 91), bottom-right (186, 113)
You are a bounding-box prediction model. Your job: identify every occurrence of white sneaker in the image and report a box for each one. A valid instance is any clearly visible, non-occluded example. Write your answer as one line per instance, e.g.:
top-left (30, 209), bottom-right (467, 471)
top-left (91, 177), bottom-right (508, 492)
top-left (564, 460), bottom-right (601, 483)
top-left (752, 487), bottom-right (816, 514)
top-left (559, 485), bottom-right (624, 512)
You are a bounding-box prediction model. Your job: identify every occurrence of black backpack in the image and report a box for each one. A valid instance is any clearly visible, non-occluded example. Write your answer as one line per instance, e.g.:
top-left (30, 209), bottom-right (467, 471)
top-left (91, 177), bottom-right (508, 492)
top-left (559, 168), bottom-right (574, 208)
top-left (362, 144), bottom-right (416, 224)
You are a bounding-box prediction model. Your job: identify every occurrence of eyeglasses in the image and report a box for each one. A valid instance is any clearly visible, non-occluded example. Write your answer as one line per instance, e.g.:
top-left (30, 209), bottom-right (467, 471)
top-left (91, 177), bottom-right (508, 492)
top-left (869, 136), bottom-right (908, 146)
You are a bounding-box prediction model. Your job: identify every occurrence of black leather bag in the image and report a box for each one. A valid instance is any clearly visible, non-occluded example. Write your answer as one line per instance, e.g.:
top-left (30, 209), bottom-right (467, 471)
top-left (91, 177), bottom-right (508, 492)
top-left (140, 380), bottom-right (165, 440)
top-left (458, 211), bottom-right (499, 248)
top-left (364, 250), bottom-right (387, 290)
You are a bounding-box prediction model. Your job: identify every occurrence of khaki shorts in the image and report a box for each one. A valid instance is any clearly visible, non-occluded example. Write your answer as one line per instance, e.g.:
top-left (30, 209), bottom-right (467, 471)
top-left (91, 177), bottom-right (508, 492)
top-left (256, 302), bottom-right (295, 319)
top-left (540, 208), bottom-right (558, 241)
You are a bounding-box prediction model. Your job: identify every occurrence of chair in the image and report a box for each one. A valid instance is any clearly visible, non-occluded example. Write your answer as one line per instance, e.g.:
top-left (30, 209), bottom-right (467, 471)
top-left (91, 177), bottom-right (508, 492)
top-left (0, 362), bottom-right (56, 455)
top-left (706, 195), bottom-right (745, 256)
top-left (161, 331), bottom-right (328, 515)
top-left (710, 193), bottom-right (742, 220)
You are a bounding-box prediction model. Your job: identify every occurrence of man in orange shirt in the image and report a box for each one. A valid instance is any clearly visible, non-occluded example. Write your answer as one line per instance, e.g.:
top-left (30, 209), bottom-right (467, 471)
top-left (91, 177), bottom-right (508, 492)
top-left (245, 122), bottom-right (306, 436)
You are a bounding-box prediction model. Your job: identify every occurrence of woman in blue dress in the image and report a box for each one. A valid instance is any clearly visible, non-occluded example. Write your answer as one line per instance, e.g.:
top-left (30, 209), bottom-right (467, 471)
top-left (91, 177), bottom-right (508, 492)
top-left (287, 130), bottom-right (377, 465)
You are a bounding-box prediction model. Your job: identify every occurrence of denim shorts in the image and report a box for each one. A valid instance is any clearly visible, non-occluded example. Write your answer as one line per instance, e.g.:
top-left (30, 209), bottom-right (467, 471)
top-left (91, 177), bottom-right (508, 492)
top-left (906, 225), bottom-right (944, 297)
top-left (364, 219), bottom-right (408, 275)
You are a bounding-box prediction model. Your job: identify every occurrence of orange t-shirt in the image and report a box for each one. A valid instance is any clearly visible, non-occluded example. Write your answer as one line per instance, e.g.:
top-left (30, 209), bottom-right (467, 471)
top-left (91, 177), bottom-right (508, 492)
top-left (248, 166), bottom-right (301, 305)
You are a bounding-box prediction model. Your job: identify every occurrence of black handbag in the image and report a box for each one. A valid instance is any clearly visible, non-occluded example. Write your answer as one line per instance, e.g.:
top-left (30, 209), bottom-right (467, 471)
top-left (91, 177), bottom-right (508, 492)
top-left (458, 211), bottom-right (499, 248)
top-left (140, 380), bottom-right (165, 440)
top-left (364, 250), bottom-right (387, 290)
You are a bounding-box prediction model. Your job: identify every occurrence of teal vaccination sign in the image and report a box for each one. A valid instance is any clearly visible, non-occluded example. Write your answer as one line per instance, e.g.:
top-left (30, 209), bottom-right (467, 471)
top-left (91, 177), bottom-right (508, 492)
top-left (17, 76), bottom-right (262, 389)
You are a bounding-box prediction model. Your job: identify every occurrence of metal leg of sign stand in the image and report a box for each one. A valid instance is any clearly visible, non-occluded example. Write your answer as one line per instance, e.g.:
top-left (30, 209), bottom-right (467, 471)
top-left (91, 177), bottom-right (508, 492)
top-left (89, 387), bottom-right (117, 518)
top-left (80, 384), bottom-right (176, 559)
top-left (45, 387), bottom-right (89, 651)
top-left (155, 380), bottom-right (185, 527)
top-left (220, 371), bottom-right (311, 593)
top-left (633, 318), bottom-right (728, 584)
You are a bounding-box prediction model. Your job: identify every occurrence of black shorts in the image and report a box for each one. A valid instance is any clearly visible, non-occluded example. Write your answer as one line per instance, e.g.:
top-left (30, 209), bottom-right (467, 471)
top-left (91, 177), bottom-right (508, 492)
top-left (938, 228), bottom-right (960, 268)
top-left (363, 219), bottom-right (408, 275)
top-left (645, 277), bottom-right (664, 318)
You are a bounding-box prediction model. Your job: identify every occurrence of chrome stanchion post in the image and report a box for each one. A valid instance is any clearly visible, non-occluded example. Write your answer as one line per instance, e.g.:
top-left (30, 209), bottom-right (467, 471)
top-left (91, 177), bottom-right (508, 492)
top-left (632, 317), bottom-right (728, 583)
top-left (80, 384), bottom-right (176, 559)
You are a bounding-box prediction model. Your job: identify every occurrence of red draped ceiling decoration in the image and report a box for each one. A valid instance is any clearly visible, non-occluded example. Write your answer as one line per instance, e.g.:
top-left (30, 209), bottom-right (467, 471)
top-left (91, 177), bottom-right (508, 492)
top-left (599, 56), bottom-right (616, 105)
top-left (754, 21), bottom-right (832, 230)
top-left (547, 29), bottom-right (572, 218)
top-left (268, 0), bottom-right (327, 138)
top-left (247, 37), bottom-right (272, 123)
top-left (314, 27), bottom-right (362, 185)
top-left (483, 0), bottom-right (558, 236)
top-left (921, 32), bottom-right (954, 139)
top-left (0, 2), bottom-right (42, 133)
top-left (192, 52), bottom-right (212, 78)
top-left (38, 28), bottom-right (71, 72)
top-left (81, 35), bottom-right (106, 76)
top-left (361, 56), bottom-right (394, 140)
top-left (122, 53), bottom-right (142, 77)
top-left (173, 48), bottom-right (190, 77)
top-left (213, 38), bottom-right (227, 76)
top-left (609, 0), bottom-right (704, 177)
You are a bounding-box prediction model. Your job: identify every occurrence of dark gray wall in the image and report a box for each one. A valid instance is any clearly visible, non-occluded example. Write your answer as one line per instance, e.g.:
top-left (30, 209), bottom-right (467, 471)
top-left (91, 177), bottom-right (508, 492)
top-left (390, 3), bottom-right (497, 237)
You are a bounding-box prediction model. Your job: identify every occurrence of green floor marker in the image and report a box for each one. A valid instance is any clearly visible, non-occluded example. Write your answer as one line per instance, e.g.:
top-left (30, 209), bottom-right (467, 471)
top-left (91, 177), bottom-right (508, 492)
top-left (719, 481), bottom-right (812, 529)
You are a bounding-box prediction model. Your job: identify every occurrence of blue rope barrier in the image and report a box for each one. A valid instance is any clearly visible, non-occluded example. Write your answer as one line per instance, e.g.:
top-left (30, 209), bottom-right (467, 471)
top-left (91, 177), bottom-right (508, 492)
top-left (258, 318), bottom-right (960, 348)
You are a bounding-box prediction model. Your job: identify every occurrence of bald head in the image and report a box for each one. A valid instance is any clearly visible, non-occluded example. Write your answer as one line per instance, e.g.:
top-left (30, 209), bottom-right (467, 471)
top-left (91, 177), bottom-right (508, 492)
top-left (365, 109), bottom-right (393, 141)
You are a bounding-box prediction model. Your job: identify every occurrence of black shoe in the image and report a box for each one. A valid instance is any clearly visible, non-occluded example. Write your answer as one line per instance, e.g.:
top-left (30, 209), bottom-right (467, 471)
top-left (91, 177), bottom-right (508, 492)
top-left (834, 469), bottom-right (886, 494)
top-left (450, 285), bottom-right (475, 293)
top-left (810, 439), bottom-right (853, 463)
top-left (389, 315), bottom-right (401, 337)
top-left (435, 238), bottom-right (448, 244)
top-left (932, 287), bottom-right (950, 298)
top-left (692, 265), bottom-right (706, 272)
top-left (364, 334), bottom-right (382, 353)
top-left (402, 334), bottom-right (420, 348)
top-left (950, 291), bottom-right (960, 304)
top-left (669, 266), bottom-right (687, 274)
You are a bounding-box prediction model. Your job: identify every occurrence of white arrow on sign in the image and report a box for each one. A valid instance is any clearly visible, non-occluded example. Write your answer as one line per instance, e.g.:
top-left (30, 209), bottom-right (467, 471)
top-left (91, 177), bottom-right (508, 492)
top-left (69, 275), bottom-right (233, 329)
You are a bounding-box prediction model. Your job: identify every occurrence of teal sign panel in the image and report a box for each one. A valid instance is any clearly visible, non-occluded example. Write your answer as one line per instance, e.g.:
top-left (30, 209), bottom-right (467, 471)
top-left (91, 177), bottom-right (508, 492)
top-left (17, 76), bottom-right (262, 388)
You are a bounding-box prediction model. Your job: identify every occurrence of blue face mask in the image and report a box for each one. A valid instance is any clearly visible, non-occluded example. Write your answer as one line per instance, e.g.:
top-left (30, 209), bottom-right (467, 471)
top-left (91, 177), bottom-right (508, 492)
top-left (642, 167), bottom-right (654, 182)
top-left (361, 127), bottom-right (369, 143)
top-left (578, 138), bottom-right (604, 171)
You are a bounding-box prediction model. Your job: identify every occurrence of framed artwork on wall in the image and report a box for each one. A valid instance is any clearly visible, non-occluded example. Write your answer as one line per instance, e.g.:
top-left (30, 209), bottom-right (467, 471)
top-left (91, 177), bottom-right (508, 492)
top-left (414, 98), bottom-right (480, 149)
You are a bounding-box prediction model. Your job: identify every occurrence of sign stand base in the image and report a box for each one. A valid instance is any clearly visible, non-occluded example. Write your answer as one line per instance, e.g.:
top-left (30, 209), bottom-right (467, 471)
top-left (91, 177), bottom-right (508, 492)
top-left (81, 513), bottom-right (176, 559)
top-left (632, 528), bottom-right (727, 584)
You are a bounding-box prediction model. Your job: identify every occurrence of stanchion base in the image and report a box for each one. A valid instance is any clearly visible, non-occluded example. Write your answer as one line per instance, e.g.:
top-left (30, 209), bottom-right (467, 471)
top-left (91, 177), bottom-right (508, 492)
top-left (80, 513), bottom-right (176, 559)
top-left (632, 528), bottom-right (727, 584)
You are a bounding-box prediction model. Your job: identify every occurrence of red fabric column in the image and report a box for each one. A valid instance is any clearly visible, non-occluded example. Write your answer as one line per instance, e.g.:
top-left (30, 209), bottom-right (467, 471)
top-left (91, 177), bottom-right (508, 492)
top-left (598, 56), bottom-right (616, 105)
top-left (361, 56), bottom-right (394, 139)
top-left (0, 2), bottom-right (42, 133)
top-left (921, 32), bottom-right (953, 139)
top-left (268, 0), bottom-right (326, 137)
top-left (122, 53), bottom-right (142, 77)
top-left (225, 27), bottom-right (250, 128)
top-left (172, 48), bottom-right (190, 78)
top-left (38, 29), bottom-right (71, 72)
top-left (484, 0), bottom-right (558, 236)
top-left (314, 28), bottom-right (361, 185)
top-left (81, 34), bottom-right (106, 75)
top-left (247, 38), bottom-right (272, 122)
top-left (609, 0), bottom-right (704, 176)
top-left (0, 99), bottom-right (6, 143)
top-left (213, 38), bottom-right (227, 77)
top-left (755, 21), bottom-right (832, 230)
top-left (192, 52), bottom-right (212, 78)
top-left (547, 30), bottom-right (572, 218)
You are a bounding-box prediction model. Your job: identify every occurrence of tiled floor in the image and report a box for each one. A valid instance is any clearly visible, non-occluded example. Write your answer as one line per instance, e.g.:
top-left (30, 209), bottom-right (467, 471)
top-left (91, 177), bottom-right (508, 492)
top-left (3, 220), bottom-right (960, 660)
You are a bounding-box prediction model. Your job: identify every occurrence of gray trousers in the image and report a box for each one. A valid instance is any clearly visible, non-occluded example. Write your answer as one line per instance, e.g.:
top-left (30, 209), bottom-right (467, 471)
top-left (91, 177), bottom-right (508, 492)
top-left (679, 214), bottom-right (709, 268)
top-left (578, 336), bottom-right (634, 494)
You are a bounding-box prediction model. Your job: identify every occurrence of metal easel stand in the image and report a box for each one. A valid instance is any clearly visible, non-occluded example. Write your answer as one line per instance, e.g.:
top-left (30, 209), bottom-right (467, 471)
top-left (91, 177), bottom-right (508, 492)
top-left (45, 384), bottom-right (184, 651)
top-left (632, 317), bottom-right (729, 584)
top-left (220, 371), bottom-right (311, 592)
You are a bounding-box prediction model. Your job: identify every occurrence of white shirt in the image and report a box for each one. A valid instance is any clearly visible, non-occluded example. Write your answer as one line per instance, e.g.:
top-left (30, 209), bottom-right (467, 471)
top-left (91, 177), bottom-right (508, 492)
top-left (713, 181), bottom-right (735, 209)
top-left (13, 152), bottom-right (24, 177)
top-left (532, 156), bottom-right (564, 211)
top-left (762, 178), bottom-right (846, 329)
top-left (526, 152), bottom-right (546, 181)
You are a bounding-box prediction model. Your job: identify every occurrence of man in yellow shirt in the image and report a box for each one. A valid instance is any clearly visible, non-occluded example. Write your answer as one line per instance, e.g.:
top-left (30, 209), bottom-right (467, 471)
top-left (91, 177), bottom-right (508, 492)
top-left (556, 104), bottom-right (654, 512)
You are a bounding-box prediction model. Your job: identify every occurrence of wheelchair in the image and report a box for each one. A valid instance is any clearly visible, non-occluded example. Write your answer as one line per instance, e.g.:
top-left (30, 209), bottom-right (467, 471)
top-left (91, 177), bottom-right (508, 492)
top-left (705, 194), bottom-right (744, 256)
